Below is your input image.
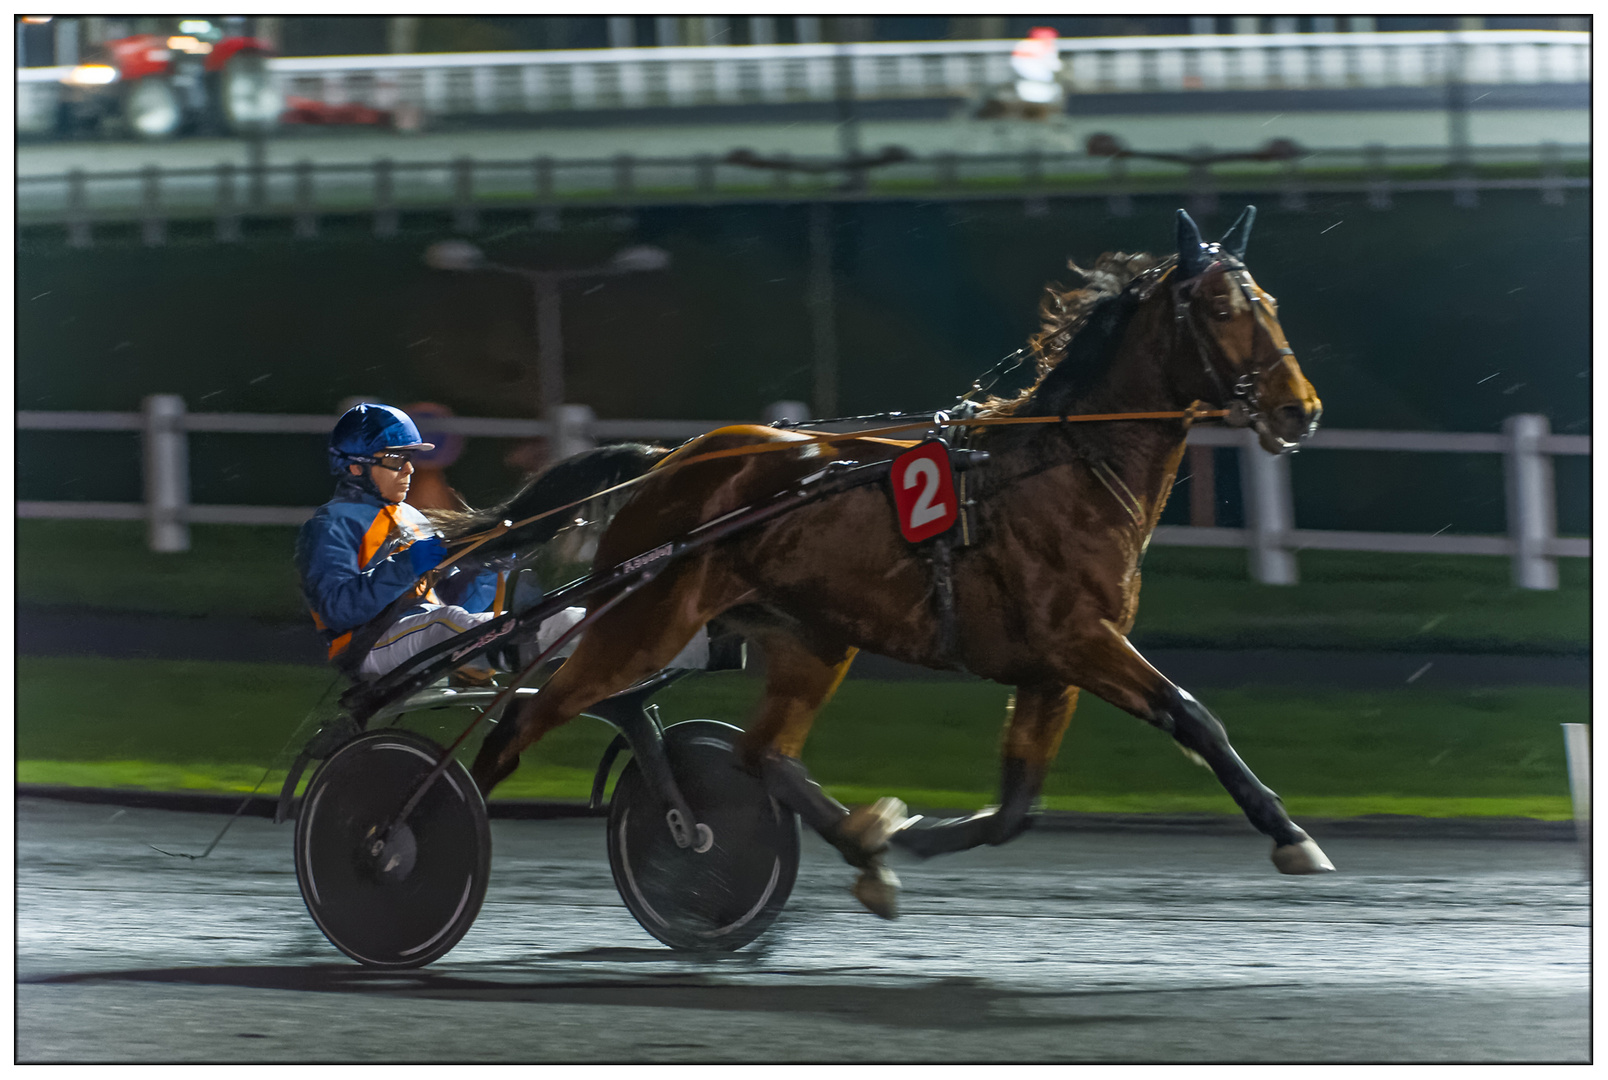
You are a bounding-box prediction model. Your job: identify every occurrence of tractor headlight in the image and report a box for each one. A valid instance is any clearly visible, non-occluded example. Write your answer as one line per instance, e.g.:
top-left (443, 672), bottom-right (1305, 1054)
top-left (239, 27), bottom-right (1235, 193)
top-left (61, 64), bottom-right (119, 86)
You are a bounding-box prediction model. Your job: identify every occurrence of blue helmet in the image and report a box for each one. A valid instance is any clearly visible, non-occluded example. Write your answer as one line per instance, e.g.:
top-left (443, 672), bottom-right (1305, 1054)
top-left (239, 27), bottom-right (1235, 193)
top-left (328, 403), bottom-right (436, 474)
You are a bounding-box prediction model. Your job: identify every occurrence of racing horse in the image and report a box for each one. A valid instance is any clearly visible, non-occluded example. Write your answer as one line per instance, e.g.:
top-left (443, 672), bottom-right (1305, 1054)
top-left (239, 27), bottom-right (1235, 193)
top-left (451, 206), bottom-right (1332, 916)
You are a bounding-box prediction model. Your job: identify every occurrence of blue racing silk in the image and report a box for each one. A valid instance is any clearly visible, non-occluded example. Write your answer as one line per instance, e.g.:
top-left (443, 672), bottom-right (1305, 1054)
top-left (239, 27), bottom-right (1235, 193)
top-left (295, 477), bottom-right (495, 658)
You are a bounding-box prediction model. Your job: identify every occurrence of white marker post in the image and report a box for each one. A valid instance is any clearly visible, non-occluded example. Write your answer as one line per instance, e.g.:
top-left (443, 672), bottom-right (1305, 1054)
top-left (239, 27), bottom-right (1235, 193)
top-left (1561, 723), bottom-right (1590, 878)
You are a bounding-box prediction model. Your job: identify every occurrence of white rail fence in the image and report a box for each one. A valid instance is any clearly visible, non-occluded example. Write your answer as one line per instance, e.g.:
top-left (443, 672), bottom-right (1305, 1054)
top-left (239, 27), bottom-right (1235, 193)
top-left (17, 396), bottom-right (1589, 588)
top-left (17, 140), bottom-right (1588, 245)
top-left (17, 31), bottom-right (1589, 130)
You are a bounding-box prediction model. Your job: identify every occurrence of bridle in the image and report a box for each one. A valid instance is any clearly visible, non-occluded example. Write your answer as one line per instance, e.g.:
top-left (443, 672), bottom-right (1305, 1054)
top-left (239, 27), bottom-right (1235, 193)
top-left (1171, 249), bottom-right (1298, 437)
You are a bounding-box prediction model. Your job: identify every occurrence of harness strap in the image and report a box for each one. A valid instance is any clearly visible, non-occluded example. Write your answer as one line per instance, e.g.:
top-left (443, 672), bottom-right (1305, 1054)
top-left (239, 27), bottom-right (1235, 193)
top-left (929, 533), bottom-right (961, 669)
top-left (444, 405), bottom-right (1227, 553)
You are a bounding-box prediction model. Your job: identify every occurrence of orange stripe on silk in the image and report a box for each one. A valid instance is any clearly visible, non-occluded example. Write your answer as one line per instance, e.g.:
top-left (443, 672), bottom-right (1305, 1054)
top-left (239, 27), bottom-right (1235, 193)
top-left (357, 505), bottom-right (401, 569)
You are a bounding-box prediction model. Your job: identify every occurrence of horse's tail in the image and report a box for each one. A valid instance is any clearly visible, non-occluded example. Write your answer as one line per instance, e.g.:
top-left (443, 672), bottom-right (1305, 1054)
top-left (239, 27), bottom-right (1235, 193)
top-left (430, 442), bottom-right (670, 558)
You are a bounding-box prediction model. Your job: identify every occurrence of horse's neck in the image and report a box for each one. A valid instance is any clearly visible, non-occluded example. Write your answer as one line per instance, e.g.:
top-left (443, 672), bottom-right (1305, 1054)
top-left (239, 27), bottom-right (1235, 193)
top-left (1041, 300), bottom-right (1193, 528)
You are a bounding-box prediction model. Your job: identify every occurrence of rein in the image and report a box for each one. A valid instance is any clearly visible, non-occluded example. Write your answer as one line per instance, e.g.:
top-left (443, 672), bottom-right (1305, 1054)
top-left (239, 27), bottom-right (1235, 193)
top-left (444, 404), bottom-right (1227, 551)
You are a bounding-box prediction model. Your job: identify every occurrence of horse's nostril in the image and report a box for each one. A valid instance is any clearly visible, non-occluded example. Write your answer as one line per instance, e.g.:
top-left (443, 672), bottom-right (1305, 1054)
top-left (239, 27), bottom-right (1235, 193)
top-left (1276, 403), bottom-right (1316, 435)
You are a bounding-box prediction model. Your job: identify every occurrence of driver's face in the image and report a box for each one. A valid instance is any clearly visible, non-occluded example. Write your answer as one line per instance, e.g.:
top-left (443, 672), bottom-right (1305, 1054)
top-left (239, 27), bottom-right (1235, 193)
top-left (350, 459), bottom-right (413, 504)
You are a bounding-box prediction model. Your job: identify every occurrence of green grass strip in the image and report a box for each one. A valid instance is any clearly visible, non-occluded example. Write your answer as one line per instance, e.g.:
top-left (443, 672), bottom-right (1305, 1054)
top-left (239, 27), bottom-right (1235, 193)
top-left (19, 657), bottom-right (1584, 819)
top-left (14, 762), bottom-right (1570, 820)
top-left (18, 522), bottom-right (1587, 653)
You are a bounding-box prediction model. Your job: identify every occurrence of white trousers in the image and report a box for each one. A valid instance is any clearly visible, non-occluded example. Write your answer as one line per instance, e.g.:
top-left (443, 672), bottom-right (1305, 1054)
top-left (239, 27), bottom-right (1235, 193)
top-left (357, 604), bottom-right (587, 678)
top-left (355, 605), bottom-right (710, 679)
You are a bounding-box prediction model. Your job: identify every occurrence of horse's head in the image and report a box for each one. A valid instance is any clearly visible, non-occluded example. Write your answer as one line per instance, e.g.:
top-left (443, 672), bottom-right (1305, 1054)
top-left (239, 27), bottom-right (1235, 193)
top-left (1172, 207), bottom-right (1322, 453)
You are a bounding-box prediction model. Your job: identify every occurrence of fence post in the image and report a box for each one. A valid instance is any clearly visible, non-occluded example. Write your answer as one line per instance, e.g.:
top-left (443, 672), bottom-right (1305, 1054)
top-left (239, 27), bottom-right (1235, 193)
top-left (293, 160), bottom-right (318, 239)
top-left (1105, 155), bottom-right (1132, 217)
top-left (140, 165), bottom-right (166, 247)
top-left (1562, 723), bottom-right (1591, 879)
top-left (1279, 155), bottom-right (1307, 211)
top-left (1365, 142), bottom-right (1392, 210)
top-left (1239, 429), bottom-right (1297, 584)
top-left (694, 153), bottom-right (716, 199)
top-left (532, 156), bottom-right (557, 230)
top-left (66, 167), bottom-right (92, 249)
top-left (215, 161), bottom-right (241, 243)
top-left (452, 156), bottom-right (478, 233)
top-left (373, 158), bottom-right (398, 237)
top-left (555, 403), bottom-right (597, 462)
top-left (1503, 413), bottom-right (1558, 589)
top-left (1022, 149), bottom-right (1047, 217)
top-left (142, 393), bottom-right (190, 553)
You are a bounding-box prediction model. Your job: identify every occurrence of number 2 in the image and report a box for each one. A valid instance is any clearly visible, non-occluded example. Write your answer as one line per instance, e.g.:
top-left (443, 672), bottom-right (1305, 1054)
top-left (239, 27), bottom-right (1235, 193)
top-left (902, 457), bottom-right (947, 529)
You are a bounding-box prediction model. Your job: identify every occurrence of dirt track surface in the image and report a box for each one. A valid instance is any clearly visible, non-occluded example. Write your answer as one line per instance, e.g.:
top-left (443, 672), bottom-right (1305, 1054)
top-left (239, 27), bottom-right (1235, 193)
top-left (17, 798), bottom-right (1588, 1064)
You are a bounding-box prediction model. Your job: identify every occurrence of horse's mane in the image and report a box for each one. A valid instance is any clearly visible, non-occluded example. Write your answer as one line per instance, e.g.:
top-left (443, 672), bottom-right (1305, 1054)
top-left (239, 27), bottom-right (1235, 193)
top-left (983, 251), bottom-right (1171, 418)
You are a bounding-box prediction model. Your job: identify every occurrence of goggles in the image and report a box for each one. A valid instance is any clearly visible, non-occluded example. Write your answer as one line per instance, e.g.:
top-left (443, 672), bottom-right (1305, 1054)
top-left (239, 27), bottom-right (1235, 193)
top-left (370, 452), bottom-right (416, 473)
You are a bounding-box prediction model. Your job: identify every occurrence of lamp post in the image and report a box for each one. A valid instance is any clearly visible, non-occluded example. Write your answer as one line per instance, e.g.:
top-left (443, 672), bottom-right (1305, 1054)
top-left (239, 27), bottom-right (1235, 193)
top-left (724, 147), bottom-right (910, 419)
top-left (424, 241), bottom-right (670, 462)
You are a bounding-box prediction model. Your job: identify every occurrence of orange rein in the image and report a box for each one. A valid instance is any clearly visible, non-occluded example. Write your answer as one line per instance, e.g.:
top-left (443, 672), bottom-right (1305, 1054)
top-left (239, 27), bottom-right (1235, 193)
top-left (444, 405), bottom-right (1228, 549)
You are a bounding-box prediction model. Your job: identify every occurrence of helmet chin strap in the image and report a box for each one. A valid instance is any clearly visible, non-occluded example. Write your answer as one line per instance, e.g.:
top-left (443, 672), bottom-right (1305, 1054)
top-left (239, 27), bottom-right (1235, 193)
top-left (340, 461), bottom-right (384, 500)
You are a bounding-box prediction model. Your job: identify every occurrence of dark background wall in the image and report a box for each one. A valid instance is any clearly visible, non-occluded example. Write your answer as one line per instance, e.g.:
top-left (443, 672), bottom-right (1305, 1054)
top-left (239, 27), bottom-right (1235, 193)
top-left (17, 190), bottom-right (1590, 534)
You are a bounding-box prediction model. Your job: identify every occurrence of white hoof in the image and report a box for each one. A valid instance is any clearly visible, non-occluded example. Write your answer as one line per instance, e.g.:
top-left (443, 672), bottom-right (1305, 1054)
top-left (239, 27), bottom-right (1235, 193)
top-left (841, 797), bottom-right (911, 855)
top-left (852, 862), bottom-right (902, 920)
top-left (1272, 836), bottom-right (1335, 875)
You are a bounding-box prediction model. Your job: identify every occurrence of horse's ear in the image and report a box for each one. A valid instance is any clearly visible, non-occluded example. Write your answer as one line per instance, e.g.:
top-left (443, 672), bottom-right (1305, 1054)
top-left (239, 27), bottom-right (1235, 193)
top-left (1175, 209), bottom-right (1209, 278)
top-left (1220, 204), bottom-right (1256, 259)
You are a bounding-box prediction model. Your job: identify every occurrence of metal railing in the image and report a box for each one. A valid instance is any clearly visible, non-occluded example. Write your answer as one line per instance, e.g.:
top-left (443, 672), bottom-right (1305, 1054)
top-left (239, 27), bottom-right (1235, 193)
top-left (16, 30), bottom-right (1589, 131)
top-left (16, 395), bottom-right (1589, 588)
top-left (17, 141), bottom-right (1588, 245)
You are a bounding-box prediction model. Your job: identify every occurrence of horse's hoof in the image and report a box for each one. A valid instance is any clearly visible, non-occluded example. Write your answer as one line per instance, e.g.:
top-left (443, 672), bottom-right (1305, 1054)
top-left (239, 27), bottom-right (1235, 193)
top-left (840, 797), bottom-right (911, 858)
top-left (1272, 836), bottom-right (1335, 875)
top-left (852, 862), bottom-right (902, 920)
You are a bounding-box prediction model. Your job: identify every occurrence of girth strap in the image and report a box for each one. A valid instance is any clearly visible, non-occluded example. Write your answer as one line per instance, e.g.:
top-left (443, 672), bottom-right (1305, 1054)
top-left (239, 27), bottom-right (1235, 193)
top-left (930, 533), bottom-right (960, 668)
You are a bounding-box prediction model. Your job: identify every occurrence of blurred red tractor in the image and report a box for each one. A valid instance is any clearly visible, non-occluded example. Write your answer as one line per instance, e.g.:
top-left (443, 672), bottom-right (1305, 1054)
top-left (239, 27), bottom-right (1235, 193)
top-left (56, 19), bottom-right (282, 139)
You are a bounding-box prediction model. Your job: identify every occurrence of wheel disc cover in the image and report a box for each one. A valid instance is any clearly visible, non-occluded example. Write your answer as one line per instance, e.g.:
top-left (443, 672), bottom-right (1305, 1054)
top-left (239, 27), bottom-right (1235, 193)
top-left (296, 732), bottom-right (489, 966)
top-left (609, 723), bottom-right (800, 949)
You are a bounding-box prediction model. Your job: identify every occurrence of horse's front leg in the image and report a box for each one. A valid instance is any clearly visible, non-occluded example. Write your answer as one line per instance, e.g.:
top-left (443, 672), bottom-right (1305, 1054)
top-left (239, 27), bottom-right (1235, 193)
top-left (890, 683), bottom-right (1077, 858)
top-left (1072, 621), bottom-right (1334, 874)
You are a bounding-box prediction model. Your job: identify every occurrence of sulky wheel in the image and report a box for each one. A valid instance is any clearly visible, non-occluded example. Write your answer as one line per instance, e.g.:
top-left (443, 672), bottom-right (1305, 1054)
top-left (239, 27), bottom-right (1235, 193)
top-left (607, 720), bottom-right (800, 952)
top-left (294, 729), bottom-right (490, 968)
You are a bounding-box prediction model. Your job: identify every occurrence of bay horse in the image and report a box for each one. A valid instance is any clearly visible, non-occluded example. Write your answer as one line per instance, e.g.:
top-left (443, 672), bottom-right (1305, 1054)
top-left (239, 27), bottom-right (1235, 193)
top-left (449, 206), bottom-right (1332, 918)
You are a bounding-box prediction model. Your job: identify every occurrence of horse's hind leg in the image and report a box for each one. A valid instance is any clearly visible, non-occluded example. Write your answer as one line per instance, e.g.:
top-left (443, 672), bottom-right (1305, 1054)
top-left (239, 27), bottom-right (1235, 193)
top-left (891, 683), bottom-right (1077, 858)
top-left (739, 630), bottom-right (910, 919)
top-left (1072, 622), bottom-right (1334, 874)
top-left (469, 570), bottom-right (730, 796)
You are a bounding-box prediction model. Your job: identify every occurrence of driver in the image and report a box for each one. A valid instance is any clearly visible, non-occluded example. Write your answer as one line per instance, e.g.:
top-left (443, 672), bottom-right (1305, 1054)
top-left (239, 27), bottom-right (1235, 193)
top-left (296, 403), bottom-right (581, 683)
